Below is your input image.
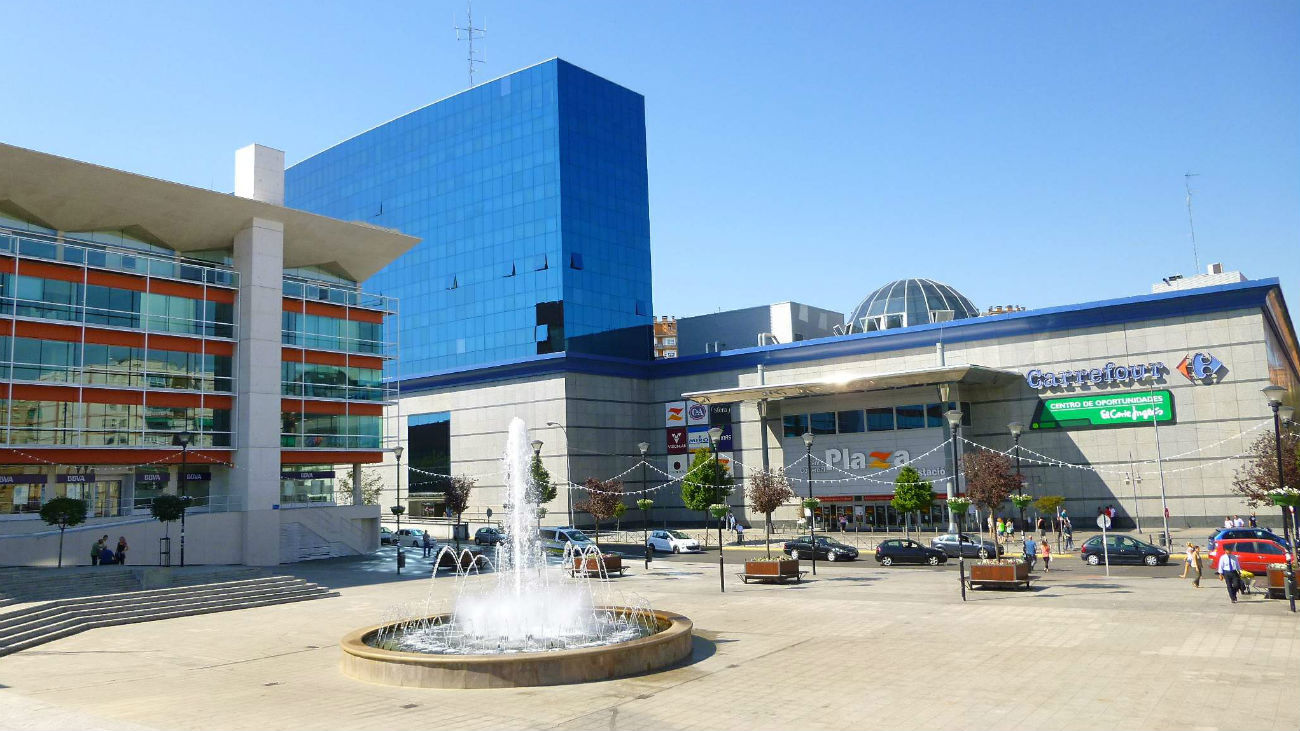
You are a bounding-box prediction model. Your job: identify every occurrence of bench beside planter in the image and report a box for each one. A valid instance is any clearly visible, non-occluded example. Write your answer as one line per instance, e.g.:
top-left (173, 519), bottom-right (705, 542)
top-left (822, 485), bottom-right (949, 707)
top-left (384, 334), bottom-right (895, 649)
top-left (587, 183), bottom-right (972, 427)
top-left (968, 560), bottom-right (1031, 589)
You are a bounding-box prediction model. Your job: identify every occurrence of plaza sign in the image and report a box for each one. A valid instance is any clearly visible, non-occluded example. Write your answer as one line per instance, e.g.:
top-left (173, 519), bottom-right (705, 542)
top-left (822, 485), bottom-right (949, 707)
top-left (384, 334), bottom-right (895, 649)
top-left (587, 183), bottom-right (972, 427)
top-left (1031, 390), bottom-right (1174, 430)
top-left (1025, 361), bottom-right (1167, 390)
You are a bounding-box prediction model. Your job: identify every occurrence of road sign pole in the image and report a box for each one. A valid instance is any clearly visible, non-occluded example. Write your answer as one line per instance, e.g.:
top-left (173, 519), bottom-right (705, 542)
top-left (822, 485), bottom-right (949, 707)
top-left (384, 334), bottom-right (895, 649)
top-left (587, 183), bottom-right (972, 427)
top-left (1097, 513), bottom-right (1111, 577)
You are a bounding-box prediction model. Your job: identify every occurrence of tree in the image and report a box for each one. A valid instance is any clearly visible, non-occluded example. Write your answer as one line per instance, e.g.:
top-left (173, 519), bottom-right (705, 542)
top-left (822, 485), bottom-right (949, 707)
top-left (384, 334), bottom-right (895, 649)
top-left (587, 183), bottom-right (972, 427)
top-left (746, 468), bottom-right (794, 558)
top-left (613, 501), bottom-right (628, 535)
top-left (681, 447), bottom-right (734, 546)
top-left (963, 449), bottom-right (1019, 552)
top-left (1232, 430), bottom-right (1300, 507)
top-left (446, 475), bottom-right (475, 551)
top-left (528, 453), bottom-right (556, 506)
top-left (891, 466), bottom-right (935, 540)
top-left (575, 478), bottom-right (623, 548)
top-left (334, 468), bottom-right (384, 505)
top-left (1034, 495), bottom-right (1066, 529)
top-left (40, 497), bottom-right (87, 567)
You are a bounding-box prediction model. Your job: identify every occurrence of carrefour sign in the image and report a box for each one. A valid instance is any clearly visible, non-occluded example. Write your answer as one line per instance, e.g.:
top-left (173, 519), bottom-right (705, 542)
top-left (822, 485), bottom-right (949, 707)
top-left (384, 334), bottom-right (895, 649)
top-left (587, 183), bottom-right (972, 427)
top-left (1025, 361), bottom-right (1167, 390)
top-left (1032, 390), bottom-right (1174, 430)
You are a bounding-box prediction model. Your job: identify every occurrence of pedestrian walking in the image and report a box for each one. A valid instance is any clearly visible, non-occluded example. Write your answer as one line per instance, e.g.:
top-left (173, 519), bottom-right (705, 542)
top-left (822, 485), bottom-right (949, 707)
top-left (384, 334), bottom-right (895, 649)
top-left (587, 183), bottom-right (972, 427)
top-left (1036, 516), bottom-right (1046, 540)
top-left (1063, 518), bottom-right (1074, 549)
top-left (1248, 513), bottom-right (1258, 528)
top-left (1216, 545), bottom-right (1243, 603)
top-left (1023, 535), bottom-right (1038, 571)
top-left (735, 522), bottom-right (745, 545)
top-left (839, 515), bottom-right (847, 533)
top-left (1232, 515), bottom-right (1245, 528)
top-left (1040, 539), bottom-right (1052, 572)
top-left (114, 536), bottom-right (128, 566)
top-left (996, 517), bottom-right (1005, 539)
top-left (1184, 544), bottom-right (1203, 587)
top-left (421, 532), bottom-right (433, 558)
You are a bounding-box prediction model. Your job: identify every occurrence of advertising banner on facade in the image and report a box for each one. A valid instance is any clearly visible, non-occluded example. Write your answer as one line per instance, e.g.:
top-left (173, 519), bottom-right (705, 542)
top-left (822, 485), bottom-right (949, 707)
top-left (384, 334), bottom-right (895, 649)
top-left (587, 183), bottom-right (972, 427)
top-left (687, 427), bottom-right (711, 451)
top-left (666, 426), bottom-right (688, 454)
top-left (664, 401), bottom-right (686, 427)
top-left (1031, 390), bottom-right (1174, 430)
top-left (666, 456), bottom-right (688, 478)
top-left (709, 403), bottom-right (732, 425)
top-left (717, 451), bottom-right (734, 476)
top-left (686, 401), bottom-right (710, 426)
top-left (716, 423), bottom-right (734, 451)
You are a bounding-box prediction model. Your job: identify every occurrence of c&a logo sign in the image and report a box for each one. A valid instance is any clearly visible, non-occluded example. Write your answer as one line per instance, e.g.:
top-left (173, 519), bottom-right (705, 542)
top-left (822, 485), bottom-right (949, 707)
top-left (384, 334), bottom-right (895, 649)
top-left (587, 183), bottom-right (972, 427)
top-left (1176, 352), bottom-right (1225, 382)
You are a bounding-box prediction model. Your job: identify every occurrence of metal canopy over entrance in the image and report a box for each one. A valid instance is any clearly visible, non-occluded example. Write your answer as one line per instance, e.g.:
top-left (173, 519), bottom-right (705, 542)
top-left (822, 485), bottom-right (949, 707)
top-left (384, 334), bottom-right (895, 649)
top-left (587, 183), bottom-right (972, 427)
top-left (681, 364), bottom-right (1023, 404)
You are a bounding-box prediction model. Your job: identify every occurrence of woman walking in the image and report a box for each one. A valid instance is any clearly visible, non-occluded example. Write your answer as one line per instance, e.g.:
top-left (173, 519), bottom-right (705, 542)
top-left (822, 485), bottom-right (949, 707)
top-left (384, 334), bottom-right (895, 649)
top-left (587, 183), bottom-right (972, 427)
top-left (1183, 543), bottom-right (1203, 587)
top-left (1040, 538), bottom-right (1052, 572)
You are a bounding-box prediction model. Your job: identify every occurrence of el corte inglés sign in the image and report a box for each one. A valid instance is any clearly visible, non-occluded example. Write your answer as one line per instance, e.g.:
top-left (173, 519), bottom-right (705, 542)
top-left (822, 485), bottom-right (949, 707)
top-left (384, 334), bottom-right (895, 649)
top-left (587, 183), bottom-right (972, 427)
top-left (1032, 390), bottom-right (1174, 430)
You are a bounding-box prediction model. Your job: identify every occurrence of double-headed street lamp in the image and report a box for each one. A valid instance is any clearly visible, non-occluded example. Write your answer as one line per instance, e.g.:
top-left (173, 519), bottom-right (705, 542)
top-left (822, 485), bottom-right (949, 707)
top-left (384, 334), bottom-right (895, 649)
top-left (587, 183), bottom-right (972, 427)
top-left (708, 427), bottom-right (725, 592)
top-left (1008, 421), bottom-right (1025, 537)
top-left (946, 409), bottom-right (966, 602)
top-left (1263, 385), bottom-right (1296, 613)
top-left (393, 444), bottom-right (405, 574)
top-left (638, 441), bottom-right (651, 569)
top-left (802, 431), bottom-right (817, 576)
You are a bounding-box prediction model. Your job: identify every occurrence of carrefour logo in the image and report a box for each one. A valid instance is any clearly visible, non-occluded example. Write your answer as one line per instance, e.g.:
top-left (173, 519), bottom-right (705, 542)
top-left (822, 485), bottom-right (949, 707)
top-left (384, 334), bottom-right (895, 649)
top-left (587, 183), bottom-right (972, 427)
top-left (1176, 352), bottom-right (1225, 382)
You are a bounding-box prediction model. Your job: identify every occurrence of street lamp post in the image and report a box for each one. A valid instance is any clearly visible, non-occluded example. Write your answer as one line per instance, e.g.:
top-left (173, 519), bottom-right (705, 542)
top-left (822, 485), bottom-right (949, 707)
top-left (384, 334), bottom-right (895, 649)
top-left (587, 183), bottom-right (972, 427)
top-left (947, 410), bottom-right (966, 602)
top-left (171, 429), bottom-right (194, 567)
top-left (546, 421), bottom-right (576, 528)
top-left (708, 427), bottom-right (725, 592)
top-left (802, 432), bottom-right (817, 576)
top-left (1008, 421), bottom-right (1025, 538)
top-left (1263, 385), bottom-right (1296, 613)
top-left (393, 445), bottom-right (405, 574)
top-left (638, 441), bottom-right (651, 569)
top-left (531, 439), bottom-right (544, 533)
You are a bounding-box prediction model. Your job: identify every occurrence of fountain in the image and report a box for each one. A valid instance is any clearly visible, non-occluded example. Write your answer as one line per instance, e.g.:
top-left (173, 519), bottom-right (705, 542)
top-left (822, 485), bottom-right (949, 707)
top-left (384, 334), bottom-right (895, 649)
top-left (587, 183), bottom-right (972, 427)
top-left (340, 418), bottom-right (693, 688)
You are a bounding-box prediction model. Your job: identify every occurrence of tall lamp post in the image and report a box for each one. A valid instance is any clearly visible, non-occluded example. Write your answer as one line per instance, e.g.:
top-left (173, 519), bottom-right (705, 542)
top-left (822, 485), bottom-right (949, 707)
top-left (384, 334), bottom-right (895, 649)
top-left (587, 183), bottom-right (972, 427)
top-left (708, 427), bottom-right (726, 592)
top-left (393, 445), bottom-right (405, 574)
top-left (1263, 385), bottom-right (1296, 613)
top-left (531, 439), bottom-right (544, 532)
top-left (546, 421), bottom-right (576, 528)
top-left (802, 432), bottom-right (817, 576)
top-left (171, 429), bottom-right (194, 567)
top-left (1008, 421), bottom-right (1025, 537)
top-left (947, 409), bottom-right (966, 601)
top-left (638, 441), bottom-right (652, 569)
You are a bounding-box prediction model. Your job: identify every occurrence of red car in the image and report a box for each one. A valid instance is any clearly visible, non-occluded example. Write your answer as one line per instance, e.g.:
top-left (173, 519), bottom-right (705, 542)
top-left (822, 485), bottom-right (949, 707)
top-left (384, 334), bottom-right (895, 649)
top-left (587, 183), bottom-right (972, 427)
top-left (1206, 538), bottom-right (1293, 573)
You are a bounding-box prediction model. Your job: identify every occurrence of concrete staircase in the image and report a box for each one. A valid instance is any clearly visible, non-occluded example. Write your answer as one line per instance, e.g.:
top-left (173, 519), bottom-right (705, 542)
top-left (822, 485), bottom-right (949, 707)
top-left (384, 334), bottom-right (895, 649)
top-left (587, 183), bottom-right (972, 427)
top-left (0, 574), bottom-right (338, 656)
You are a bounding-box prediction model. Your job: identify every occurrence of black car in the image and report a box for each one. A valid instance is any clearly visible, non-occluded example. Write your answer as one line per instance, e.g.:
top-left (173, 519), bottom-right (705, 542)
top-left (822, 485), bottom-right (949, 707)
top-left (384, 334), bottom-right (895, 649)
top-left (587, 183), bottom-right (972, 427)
top-left (874, 539), bottom-right (948, 566)
top-left (931, 533), bottom-right (1002, 559)
top-left (474, 527), bottom-right (507, 546)
top-left (1207, 527), bottom-right (1290, 552)
top-left (1079, 534), bottom-right (1169, 566)
top-left (783, 535), bottom-right (860, 562)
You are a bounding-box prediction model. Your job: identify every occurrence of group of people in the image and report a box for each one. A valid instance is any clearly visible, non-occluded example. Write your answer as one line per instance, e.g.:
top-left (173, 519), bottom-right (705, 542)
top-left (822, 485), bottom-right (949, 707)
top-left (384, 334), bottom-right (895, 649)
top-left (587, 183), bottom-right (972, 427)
top-left (1222, 514), bottom-right (1256, 529)
top-left (90, 535), bottom-right (128, 566)
top-left (1021, 535), bottom-right (1053, 571)
top-left (989, 513), bottom-right (1074, 549)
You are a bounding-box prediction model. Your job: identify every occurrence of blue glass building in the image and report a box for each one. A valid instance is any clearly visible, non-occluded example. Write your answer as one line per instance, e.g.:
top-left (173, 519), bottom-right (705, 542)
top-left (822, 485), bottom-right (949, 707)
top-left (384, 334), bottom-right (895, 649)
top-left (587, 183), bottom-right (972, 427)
top-left (286, 59), bottom-right (653, 377)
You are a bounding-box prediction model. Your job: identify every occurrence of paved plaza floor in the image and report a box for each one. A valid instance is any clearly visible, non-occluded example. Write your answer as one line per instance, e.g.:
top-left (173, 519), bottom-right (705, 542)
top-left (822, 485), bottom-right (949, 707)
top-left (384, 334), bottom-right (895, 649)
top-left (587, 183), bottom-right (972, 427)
top-left (1, 552), bottom-right (1296, 731)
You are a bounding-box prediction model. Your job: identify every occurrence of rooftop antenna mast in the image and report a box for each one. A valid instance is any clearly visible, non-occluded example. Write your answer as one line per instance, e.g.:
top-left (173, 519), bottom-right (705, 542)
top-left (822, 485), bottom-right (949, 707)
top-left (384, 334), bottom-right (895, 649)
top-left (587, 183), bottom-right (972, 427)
top-left (455, 1), bottom-right (486, 88)
top-left (1184, 172), bottom-right (1200, 272)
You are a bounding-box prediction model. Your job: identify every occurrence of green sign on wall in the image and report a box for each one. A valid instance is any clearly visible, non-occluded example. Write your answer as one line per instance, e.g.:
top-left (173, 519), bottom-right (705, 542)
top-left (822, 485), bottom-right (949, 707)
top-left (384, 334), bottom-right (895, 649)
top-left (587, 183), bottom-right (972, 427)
top-left (1031, 390), bottom-right (1174, 430)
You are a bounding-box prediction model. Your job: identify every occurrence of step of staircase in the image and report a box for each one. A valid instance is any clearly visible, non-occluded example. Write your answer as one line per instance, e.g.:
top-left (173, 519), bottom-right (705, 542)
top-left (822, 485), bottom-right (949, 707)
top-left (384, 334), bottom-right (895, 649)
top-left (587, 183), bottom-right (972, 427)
top-left (0, 576), bottom-right (337, 656)
top-left (0, 566), bottom-right (269, 604)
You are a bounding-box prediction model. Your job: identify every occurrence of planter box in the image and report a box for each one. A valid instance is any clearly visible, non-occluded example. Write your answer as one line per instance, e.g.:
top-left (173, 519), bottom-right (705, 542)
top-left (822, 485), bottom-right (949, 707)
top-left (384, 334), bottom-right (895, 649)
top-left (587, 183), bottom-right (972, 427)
top-left (573, 555), bottom-right (623, 577)
top-left (438, 551), bottom-right (484, 569)
top-left (969, 562), bottom-right (1030, 587)
top-left (744, 559), bottom-right (800, 577)
top-left (1267, 567), bottom-right (1293, 598)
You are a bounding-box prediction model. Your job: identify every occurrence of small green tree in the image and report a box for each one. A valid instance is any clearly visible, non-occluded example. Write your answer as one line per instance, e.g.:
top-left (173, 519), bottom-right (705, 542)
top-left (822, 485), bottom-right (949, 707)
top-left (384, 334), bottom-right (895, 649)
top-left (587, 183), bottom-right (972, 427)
top-left (334, 468), bottom-right (384, 505)
top-left (528, 453), bottom-right (556, 506)
top-left (746, 468), bottom-right (794, 558)
top-left (1034, 495), bottom-right (1066, 529)
top-left (40, 497), bottom-right (87, 567)
top-left (681, 447), bottom-right (734, 546)
top-left (891, 466), bottom-right (935, 540)
top-left (445, 475), bottom-right (475, 551)
top-left (613, 501), bottom-right (628, 535)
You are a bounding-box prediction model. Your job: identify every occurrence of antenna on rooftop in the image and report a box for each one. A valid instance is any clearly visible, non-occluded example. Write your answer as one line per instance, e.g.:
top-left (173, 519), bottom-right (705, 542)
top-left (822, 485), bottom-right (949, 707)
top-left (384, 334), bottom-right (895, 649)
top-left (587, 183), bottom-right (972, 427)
top-left (454, 1), bottom-right (486, 88)
top-left (1184, 172), bottom-right (1200, 272)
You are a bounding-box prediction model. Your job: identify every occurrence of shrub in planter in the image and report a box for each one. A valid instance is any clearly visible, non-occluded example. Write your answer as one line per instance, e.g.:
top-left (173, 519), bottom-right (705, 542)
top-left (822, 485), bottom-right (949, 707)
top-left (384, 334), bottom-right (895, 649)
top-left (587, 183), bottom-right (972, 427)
top-left (744, 556), bottom-right (800, 577)
top-left (970, 558), bottom-right (1029, 582)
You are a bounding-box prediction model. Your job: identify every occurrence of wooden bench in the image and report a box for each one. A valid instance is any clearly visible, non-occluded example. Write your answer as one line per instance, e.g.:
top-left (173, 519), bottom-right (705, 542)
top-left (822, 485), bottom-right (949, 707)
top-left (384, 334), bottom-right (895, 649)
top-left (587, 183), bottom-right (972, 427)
top-left (737, 571), bottom-right (808, 584)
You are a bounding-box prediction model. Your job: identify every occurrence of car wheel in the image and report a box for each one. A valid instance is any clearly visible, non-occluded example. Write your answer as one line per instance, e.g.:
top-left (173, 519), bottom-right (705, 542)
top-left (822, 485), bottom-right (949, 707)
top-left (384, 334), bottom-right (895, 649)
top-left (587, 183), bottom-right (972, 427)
top-left (1144, 554), bottom-right (1159, 567)
top-left (790, 549), bottom-right (800, 560)
top-left (978, 548), bottom-right (990, 559)
top-left (927, 555), bottom-right (940, 566)
top-left (881, 556), bottom-right (893, 566)
top-left (1087, 554), bottom-right (1101, 566)
top-left (827, 552), bottom-right (837, 562)
top-left (672, 545), bottom-right (679, 554)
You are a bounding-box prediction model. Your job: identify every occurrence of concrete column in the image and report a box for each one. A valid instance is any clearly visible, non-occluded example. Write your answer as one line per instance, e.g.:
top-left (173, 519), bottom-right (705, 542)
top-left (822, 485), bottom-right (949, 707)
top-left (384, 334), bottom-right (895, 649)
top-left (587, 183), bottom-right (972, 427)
top-left (352, 464), bottom-right (363, 506)
top-left (234, 144), bottom-right (285, 206)
top-left (232, 216), bottom-right (285, 565)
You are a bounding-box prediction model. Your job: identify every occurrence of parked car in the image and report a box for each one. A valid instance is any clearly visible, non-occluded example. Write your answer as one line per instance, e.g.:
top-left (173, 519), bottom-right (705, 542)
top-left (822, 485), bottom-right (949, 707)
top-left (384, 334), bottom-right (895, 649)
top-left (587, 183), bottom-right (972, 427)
top-left (391, 528), bottom-right (427, 548)
top-left (1206, 538), bottom-right (1293, 574)
top-left (1079, 534), bottom-right (1169, 566)
top-left (783, 536), bottom-right (860, 562)
top-left (646, 529), bottom-right (700, 553)
top-left (538, 526), bottom-right (596, 553)
top-left (931, 533), bottom-right (1002, 558)
top-left (475, 527), bottom-right (508, 546)
top-left (1207, 527), bottom-right (1291, 552)
top-left (874, 539), bottom-right (947, 566)
top-left (380, 527), bottom-right (394, 545)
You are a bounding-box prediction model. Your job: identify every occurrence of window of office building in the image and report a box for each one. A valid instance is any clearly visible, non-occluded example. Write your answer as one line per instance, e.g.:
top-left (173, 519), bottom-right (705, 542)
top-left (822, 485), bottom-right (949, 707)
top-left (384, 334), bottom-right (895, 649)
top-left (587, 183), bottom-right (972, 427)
top-left (408, 412), bottom-right (451, 500)
top-left (837, 410), bottom-right (866, 434)
top-left (782, 413), bottom-right (809, 438)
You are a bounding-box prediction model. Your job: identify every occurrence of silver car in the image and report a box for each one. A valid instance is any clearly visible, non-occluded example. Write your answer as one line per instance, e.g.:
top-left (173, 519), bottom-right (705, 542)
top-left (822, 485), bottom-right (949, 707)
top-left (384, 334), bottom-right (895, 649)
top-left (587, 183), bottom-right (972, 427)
top-left (931, 533), bottom-right (1001, 559)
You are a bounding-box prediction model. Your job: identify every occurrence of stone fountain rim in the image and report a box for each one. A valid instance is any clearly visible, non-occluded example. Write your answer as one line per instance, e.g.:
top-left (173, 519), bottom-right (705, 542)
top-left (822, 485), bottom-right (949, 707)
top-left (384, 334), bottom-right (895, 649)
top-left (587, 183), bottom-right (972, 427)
top-left (341, 606), bottom-right (692, 667)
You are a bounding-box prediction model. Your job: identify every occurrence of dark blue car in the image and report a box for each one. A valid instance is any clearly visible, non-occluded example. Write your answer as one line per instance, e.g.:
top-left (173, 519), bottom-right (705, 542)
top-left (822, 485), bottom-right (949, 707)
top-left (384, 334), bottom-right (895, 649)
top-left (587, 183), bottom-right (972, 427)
top-left (1206, 527), bottom-right (1291, 552)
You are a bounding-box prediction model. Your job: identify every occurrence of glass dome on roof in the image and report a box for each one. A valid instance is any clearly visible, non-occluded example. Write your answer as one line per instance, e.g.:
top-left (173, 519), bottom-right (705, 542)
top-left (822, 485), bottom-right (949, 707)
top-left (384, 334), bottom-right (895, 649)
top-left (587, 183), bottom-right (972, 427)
top-left (845, 279), bottom-right (978, 333)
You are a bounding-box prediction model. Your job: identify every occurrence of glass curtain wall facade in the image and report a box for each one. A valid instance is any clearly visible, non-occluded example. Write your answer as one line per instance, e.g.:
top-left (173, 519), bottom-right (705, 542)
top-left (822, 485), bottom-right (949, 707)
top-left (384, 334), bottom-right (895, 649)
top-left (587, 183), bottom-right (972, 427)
top-left (286, 59), bottom-right (653, 376)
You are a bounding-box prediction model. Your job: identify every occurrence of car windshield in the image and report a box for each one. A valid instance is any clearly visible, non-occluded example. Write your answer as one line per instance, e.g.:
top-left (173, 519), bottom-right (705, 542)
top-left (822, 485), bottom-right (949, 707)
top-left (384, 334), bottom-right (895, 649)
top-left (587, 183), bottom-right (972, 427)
top-left (565, 530), bottom-right (592, 542)
top-left (667, 530), bottom-right (692, 539)
top-left (820, 538), bottom-right (847, 547)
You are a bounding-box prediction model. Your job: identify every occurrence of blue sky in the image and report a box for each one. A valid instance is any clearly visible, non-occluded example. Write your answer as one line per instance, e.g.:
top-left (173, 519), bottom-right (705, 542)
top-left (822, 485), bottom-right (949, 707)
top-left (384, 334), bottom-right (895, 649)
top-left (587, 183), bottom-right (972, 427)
top-left (3, 1), bottom-right (1296, 320)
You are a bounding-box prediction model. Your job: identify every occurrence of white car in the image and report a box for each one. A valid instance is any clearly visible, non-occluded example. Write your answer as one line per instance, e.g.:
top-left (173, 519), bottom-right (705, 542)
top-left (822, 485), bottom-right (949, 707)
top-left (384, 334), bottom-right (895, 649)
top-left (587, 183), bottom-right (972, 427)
top-left (647, 529), bottom-right (700, 554)
top-left (392, 528), bottom-right (427, 548)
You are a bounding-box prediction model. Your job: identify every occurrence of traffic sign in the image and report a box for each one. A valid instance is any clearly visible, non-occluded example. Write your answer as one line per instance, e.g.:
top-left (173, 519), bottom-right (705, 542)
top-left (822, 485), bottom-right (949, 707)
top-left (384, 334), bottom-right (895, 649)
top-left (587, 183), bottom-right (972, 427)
top-left (1096, 514), bottom-right (1111, 530)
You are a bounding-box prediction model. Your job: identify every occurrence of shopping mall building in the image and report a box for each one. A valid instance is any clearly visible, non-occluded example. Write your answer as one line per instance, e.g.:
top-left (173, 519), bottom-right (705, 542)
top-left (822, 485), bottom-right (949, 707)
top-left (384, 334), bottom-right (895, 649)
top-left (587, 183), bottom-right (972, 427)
top-left (0, 142), bottom-right (413, 565)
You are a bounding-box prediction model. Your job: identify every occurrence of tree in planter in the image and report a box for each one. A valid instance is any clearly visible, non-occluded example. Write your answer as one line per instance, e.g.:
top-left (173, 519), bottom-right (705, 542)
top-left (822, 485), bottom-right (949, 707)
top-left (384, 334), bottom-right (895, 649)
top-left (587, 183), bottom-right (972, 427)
top-left (890, 466), bottom-right (935, 540)
top-left (1232, 430), bottom-right (1300, 507)
top-left (575, 478), bottom-right (623, 549)
top-left (445, 475), bottom-right (475, 552)
top-left (613, 501), bottom-right (628, 536)
top-left (334, 468), bottom-right (384, 505)
top-left (40, 497), bottom-right (87, 567)
top-left (746, 468), bottom-right (794, 558)
top-left (963, 449), bottom-right (1019, 554)
top-left (1033, 495), bottom-right (1066, 529)
top-left (681, 447), bottom-right (733, 547)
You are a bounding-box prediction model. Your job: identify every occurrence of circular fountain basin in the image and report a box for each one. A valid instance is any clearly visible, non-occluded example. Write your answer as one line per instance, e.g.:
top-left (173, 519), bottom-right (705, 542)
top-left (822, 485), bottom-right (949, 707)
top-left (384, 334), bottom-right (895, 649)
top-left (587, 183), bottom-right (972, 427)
top-left (340, 608), bottom-right (693, 688)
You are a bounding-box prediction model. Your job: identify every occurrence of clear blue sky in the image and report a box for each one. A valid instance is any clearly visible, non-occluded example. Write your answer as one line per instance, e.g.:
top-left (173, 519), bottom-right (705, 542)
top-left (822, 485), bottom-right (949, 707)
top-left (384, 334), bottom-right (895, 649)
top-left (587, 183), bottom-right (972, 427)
top-left (4, 1), bottom-right (1296, 320)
